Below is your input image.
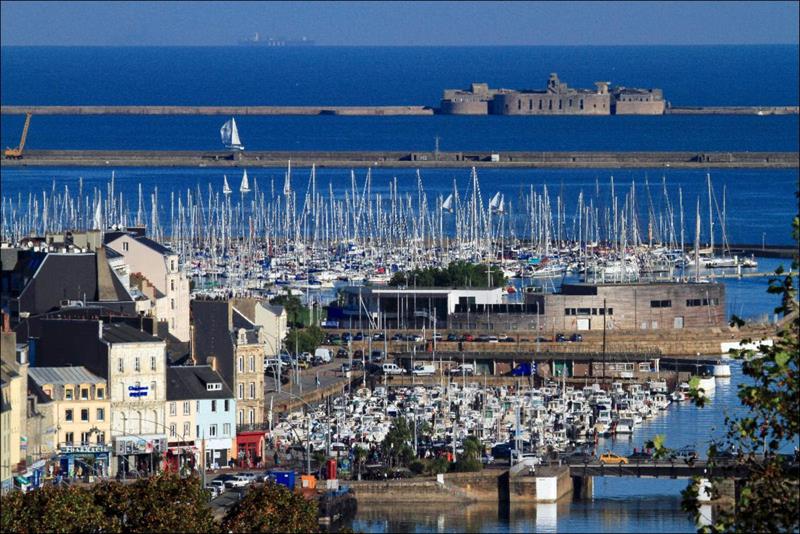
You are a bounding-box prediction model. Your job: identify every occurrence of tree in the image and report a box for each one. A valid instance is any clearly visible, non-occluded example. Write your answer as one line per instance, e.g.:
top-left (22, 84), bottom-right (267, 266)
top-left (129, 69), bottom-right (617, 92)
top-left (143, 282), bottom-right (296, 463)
top-left (270, 293), bottom-right (309, 327)
top-left (353, 446), bottom-right (368, 480)
top-left (388, 261), bottom-right (506, 288)
top-left (94, 474), bottom-right (217, 533)
top-left (222, 482), bottom-right (318, 533)
top-left (286, 325), bottom-right (326, 355)
top-left (653, 213), bottom-right (800, 533)
top-left (453, 435), bottom-right (483, 472)
top-left (1, 484), bottom-right (117, 533)
top-left (381, 417), bottom-right (415, 468)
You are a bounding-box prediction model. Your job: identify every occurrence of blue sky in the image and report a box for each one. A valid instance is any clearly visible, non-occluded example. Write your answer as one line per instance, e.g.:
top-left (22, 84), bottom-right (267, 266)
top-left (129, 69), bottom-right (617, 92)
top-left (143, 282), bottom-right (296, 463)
top-left (1, 1), bottom-right (798, 46)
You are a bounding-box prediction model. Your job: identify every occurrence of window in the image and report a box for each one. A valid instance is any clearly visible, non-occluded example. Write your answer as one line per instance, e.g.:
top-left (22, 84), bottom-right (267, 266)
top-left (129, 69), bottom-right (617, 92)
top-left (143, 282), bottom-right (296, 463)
top-left (238, 410), bottom-right (244, 425)
top-left (171, 279), bottom-right (175, 291)
top-left (171, 299), bottom-right (175, 310)
top-left (183, 422), bottom-right (190, 439)
top-left (223, 423), bottom-right (231, 435)
top-left (249, 382), bottom-right (255, 399)
top-left (81, 388), bottom-right (89, 400)
top-left (81, 408), bottom-right (89, 421)
top-left (65, 432), bottom-right (74, 445)
top-left (81, 432), bottom-right (91, 445)
top-left (123, 241), bottom-right (129, 251)
top-left (209, 424), bottom-right (217, 437)
top-left (249, 356), bottom-right (254, 372)
top-left (65, 388), bottom-right (73, 400)
top-left (686, 298), bottom-right (719, 307)
top-left (248, 409), bottom-right (255, 425)
top-left (169, 424), bottom-right (176, 438)
top-left (211, 400), bottom-right (217, 412)
top-left (183, 401), bottom-right (190, 415)
top-left (96, 432), bottom-right (105, 444)
top-left (169, 402), bottom-right (177, 416)
top-left (118, 359), bottom-right (124, 372)
top-left (196, 400), bottom-right (200, 412)
top-left (96, 387), bottom-right (104, 399)
top-left (650, 300), bottom-right (672, 308)
top-left (548, 100), bottom-right (553, 110)
top-left (538, 99), bottom-right (543, 110)
top-left (639, 362), bottom-right (651, 372)
top-left (97, 408), bottom-right (105, 421)
top-left (196, 425), bottom-right (200, 438)
top-left (151, 356), bottom-right (156, 371)
top-left (558, 99), bottom-right (563, 110)
top-left (150, 381), bottom-right (156, 397)
top-left (577, 308), bottom-right (591, 315)
top-left (135, 357), bottom-right (140, 372)
top-left (171, 260), bottom-right (176, 271)
top-left (238, 383), bottom-right (244, 400)
top-left (65, 409), bottom-right (74, 422)
top-left (580, 99), bottom-right (584, 109)
top-left (224, 399), bottom-right (230, 412)
top-left (238, 357), bottom-right (243, 373)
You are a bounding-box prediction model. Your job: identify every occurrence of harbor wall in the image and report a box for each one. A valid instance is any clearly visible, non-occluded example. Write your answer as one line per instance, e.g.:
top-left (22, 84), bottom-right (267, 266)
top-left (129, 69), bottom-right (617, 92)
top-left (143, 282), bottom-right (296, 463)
top-left (0, 105), bottom-right (435, 116)
top-left (3, 150), bottom-right (797, 169)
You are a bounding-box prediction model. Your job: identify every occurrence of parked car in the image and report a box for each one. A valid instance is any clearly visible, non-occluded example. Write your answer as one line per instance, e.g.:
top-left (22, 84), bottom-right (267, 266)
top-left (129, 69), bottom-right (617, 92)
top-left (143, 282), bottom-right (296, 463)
top-left (353, 349), bottom-right (364, 359)
top-left (412, 364), bottom-right (436, 376)
top-left (209, 479), bottom-right (227, 493)
top-left (534, 336), bottom-right (551, 342)
top-left (224, 475), bottom-right (251, 489)
top-left (314, 348), bottom-right (333, 363)
top-left (627, 450), bottom-right (654, 461)
top-left (238, 472), bottom-right (259, 484)
top-left (481, 454), bottom-right (495, 465)
top-left (499, 335), bottom-right (515, 342)
top-left (449, 364), bottom-right (475, 376)
top-left (476, 335), bottom-right (490, 342)
top-left (561, 450), bottom-right (595, 464)
top-left (599, 451), bottom-right (629, 465)
top-left (336, 348), bottom-right (349, 358)
top-left (569, 333), bottom-right (584, 342)
top-left (461, 334), bottom-right (474, 342)
top-left (555, 333), bottom-right (567, 342)
top-left (353, 332), bottom-right (364, 341)
top-left (446, 333), bottom-right (458, 342)
top-left (411, 334), bottom-right (424, 342)
top-left (487, 335), bottom-right (499, 343)
top-left (381, 363), bottom-right (405, 375)
top-left (372, 333), bottom-right (385, 341)
top-left (670, 446), bottom-right (698, 464)
top-left (370, 350), bottom-right (385, 363)
top-left (391, 333), bottom-right (403, 341)
top-left (340, 363), bottom-right (352, 373)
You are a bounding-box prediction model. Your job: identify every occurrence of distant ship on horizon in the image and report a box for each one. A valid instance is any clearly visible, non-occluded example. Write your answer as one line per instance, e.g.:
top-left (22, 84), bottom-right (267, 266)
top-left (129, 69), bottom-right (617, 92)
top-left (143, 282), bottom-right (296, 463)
top-left (238, 32), bottom-right (315, 46)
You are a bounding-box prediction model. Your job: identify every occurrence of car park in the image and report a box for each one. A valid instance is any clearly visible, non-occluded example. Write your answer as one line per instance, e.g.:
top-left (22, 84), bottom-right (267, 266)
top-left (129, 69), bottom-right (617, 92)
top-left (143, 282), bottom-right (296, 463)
top-left (381, 363), bottom-right (405, 375)
top-left (555, 333), bottom-right (567, 342)
top-left (336, 348), bottom-right (349, 358)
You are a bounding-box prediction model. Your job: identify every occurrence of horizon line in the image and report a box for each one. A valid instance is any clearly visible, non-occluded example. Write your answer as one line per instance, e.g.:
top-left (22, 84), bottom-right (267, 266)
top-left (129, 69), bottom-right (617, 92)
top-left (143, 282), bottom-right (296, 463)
top-left (2, 43), bottom-right (799, 48)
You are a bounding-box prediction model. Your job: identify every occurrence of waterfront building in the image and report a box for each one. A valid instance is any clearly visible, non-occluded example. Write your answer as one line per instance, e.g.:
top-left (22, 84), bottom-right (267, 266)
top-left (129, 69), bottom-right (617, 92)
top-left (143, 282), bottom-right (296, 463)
top-left (440, 73), bottom-right (666, 115)
top-left (27, 366), bottom-right (111, 479)
top-left (165, 365), bottom-right (236, 471)
top-left (105, 229), bottom-right (191, 342)
top-left (231, 297), bottom-right (288, 357)
top-left (191, 299), bottom-right (266, 460)
top-left (0, 320), bottom-right (28, 493)
top-left (335, 286), bottom-right (504, 329)
top-left (0, 241), bottom-right (136, 331)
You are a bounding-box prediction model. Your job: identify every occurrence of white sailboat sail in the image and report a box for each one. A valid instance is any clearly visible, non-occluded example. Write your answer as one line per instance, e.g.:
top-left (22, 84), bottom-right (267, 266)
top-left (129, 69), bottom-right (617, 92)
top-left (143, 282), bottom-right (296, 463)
top-left (489, 191), bottom-right (502, 212)
top-left (442, 193), bottom-right (454, 212)
top-left (220, 117), bottom-right (244, 150)
top-left (240, 169), bottom-right (251, 194)
top-left (222, 175), bottom-right (232, 195)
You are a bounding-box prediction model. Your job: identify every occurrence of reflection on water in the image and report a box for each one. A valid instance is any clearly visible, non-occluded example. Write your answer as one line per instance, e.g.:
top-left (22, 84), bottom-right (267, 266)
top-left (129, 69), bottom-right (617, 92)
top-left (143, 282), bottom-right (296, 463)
top-left (351, 498), bottom-right (700, 533)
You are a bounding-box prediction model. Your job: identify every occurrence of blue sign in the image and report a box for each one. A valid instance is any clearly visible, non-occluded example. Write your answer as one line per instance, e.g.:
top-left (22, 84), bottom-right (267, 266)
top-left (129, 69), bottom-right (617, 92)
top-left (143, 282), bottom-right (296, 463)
top-left (128, 385), bottom-right (149, 398)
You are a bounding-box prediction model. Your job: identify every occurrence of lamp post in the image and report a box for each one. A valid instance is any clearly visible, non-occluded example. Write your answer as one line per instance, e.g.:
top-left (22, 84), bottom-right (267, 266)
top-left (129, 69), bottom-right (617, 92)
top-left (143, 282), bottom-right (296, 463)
top-left (269, 390), bottom-right (322, 475)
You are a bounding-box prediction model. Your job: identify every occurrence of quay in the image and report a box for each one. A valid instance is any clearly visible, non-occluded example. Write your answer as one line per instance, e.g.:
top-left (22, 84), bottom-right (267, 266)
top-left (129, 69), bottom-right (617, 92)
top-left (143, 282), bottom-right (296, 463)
top-left (2, 149), bottom-right (797, 169)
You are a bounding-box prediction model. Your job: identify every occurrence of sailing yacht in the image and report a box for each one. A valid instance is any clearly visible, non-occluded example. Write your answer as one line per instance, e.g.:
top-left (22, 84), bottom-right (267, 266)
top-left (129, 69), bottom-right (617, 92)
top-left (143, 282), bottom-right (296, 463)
top-left (239, 169), bottom-right (251, 194)
top-left (220, 117), bottom-right (245, 150)
top-left (222, 175), bottom-right (232, 195)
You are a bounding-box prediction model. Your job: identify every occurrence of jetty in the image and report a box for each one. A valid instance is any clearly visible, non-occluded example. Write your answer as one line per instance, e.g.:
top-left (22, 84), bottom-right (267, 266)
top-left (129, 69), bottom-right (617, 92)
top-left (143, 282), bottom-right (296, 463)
top-left (2, 149), bottom-right (797, 169)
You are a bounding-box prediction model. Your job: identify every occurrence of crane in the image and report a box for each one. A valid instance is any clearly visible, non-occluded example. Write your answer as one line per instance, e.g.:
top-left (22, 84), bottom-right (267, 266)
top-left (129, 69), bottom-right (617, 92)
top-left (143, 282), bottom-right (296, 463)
top-left (4, 113), bottom-right (32, 159)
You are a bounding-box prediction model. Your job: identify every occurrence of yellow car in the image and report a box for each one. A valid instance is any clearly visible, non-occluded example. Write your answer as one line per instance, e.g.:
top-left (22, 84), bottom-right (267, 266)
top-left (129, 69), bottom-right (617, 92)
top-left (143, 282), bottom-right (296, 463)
top-left (599, 451), bottom-right (629, 465)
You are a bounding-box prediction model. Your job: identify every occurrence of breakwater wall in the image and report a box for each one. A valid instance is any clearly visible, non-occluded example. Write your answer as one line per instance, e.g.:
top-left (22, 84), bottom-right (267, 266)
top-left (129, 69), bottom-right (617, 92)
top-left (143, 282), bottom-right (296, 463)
top-left (3, 150), bottom-right (797, 169)
top-left (667, 106), bottom-right (799, 115)
top-left (0, 105), bottom-right (435, 116)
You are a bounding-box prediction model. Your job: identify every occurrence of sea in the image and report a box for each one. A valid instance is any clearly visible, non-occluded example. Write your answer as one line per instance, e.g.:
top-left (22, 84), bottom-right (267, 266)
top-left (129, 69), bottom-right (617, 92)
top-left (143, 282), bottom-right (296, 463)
top-left (2, 45), bottom-right (798, 532)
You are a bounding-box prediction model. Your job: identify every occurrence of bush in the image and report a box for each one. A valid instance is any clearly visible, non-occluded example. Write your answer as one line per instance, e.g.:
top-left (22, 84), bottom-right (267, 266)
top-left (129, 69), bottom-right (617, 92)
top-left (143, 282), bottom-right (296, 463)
top-left (1, 484), bottom-right (117, 533)
top-left (408, 459), bottom-right (426, 475)
top-left (222, 482), bottom-right (318, 533)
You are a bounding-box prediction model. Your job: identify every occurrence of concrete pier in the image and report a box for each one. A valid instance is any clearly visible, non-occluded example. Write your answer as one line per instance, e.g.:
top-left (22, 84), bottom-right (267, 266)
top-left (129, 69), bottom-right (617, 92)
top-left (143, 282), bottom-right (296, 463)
top-left (2, 149), bottom-right (797, 169)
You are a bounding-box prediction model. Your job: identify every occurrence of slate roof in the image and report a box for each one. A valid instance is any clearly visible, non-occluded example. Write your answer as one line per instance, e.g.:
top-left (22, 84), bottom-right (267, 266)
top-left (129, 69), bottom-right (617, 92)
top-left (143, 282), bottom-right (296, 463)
top-left (232, 307), bottom-right (255, 330)
top-left (102, 322), bottom-right (163, 344)
top-left (166, 365), bottom-right (234, 401)
top-left (136, 236), bottom-right (173, 255)
top-left (28, 366), bottom-right (105, 386)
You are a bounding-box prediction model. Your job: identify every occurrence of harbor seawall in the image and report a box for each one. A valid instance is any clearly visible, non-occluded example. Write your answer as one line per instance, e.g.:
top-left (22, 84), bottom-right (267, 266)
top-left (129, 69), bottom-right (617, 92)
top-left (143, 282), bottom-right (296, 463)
top-left (3, 150), bottom-right (797, 169)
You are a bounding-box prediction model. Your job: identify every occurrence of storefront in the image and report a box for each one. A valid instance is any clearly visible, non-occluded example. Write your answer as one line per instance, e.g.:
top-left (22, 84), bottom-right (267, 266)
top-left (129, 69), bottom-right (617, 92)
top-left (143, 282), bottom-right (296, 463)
top-left (114, 434), bottom-right (167, 477)
top-left (58, 445), bottom-right (111, 481)
top-left (165, 442), bottom-right (198, 474)
top-left (236, 431), bottom-right (266, 468)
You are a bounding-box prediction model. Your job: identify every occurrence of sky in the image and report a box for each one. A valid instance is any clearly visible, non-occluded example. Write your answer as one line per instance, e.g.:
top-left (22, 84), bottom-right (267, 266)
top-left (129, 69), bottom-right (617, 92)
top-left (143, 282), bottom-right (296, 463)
top-left (1, 1), bottom-right (798, 46)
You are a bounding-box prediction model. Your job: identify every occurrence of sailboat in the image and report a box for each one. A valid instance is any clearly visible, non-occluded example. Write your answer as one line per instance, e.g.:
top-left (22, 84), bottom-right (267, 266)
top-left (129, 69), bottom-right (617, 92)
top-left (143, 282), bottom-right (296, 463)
top-left (239, 169), bottom-right (251, 194)
top-left (220, 117), bottom-right (245, 150)
top-left (222, 175), bottom-right (232, 195)
top-left (441, 193), bottom-right (454, 213)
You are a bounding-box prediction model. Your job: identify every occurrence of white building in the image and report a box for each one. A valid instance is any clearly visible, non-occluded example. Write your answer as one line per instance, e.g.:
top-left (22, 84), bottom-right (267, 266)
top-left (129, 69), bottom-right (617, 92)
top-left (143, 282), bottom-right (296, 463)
top-left (105, 232), bottom-right (191, 342)
top-left (101, 322), bottom-right (167, 475)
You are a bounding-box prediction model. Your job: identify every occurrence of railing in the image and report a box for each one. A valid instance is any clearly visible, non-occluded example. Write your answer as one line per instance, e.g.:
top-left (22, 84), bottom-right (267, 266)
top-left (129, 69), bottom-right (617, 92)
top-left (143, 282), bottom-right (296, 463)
top-left (236, 423), bottom-right (270, 433)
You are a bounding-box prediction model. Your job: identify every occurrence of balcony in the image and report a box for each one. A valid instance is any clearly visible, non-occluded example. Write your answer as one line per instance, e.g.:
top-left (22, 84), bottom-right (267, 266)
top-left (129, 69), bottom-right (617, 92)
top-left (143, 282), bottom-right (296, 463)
top-left (236, 423), bottom-right (270, 433)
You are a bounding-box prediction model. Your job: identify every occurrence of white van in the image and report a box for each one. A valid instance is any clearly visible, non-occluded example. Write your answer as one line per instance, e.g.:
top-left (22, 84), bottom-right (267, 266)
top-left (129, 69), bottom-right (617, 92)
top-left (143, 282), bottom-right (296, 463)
top-left (381, 363), bottom-right (405, 375)
top-left (314, 348), bottom-right (333, 363)
top-left (449, 364), bottom-right (475, 376)
top-left (412, 364), bottom-right (436, 376)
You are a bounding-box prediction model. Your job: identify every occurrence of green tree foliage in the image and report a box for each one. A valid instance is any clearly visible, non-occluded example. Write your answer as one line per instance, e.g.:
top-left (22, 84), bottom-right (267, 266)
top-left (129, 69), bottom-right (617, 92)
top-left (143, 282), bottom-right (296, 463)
top-left (286, 325), bottom-right (326, 355)
top-left (681, 213), bottom-right (800, 533)
top-left (381, 418), bottom-right (415, 468)
top-left (222, 482), bottom-right (318, 534)
top-left (388, 261), bottom-right (506, 288)
top-left (453, 435), bottom-right (484, 472)
top-left (270, 293), bottom-right (309, 327)
top-left (1, 484), bottom-right (114, 533)
top-left (3, 475), bottom-right (216, 533)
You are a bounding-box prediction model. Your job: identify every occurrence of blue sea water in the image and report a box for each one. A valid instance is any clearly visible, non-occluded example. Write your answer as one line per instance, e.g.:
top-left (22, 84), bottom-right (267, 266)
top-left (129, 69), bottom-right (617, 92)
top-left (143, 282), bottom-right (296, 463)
top-left (1, 46), bottom-right (799, 151)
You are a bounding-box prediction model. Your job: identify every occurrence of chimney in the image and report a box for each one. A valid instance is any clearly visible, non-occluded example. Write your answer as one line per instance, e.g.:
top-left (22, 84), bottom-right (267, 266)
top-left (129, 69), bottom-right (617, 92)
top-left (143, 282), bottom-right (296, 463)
top-left (2, 312), bottom-right (9, 333)
top-left (206, 355), bottom-right (216, 371)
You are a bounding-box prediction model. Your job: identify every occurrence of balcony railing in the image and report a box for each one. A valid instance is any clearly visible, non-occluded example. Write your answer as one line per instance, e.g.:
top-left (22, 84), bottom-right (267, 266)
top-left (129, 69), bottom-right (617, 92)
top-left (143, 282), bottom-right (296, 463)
top-left (236, 423), bottom-right (270, 433)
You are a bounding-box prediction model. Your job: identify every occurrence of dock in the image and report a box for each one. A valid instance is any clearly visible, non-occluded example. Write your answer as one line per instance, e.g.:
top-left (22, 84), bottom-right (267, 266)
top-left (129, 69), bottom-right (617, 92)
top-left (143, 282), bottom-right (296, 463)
top-left (2, 149), bottom-right (797, 169)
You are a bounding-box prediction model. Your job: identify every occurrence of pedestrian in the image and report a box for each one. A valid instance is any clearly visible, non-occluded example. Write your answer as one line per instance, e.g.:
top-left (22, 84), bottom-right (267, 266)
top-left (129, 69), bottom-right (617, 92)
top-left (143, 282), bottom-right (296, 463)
top-left (274, 451), bottom-right (280, 466)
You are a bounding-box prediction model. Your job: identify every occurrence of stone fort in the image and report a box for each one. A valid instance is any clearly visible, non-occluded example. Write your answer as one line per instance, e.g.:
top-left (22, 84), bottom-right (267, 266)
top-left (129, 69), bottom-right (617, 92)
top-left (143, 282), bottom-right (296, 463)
top-left (440, 73), bottom-right (666, 115)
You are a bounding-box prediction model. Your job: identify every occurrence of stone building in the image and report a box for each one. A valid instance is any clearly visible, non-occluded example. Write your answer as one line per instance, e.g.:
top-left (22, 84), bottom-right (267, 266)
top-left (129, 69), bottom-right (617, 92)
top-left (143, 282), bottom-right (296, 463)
top-left (440, 73), bottom-right (666, 116)
top-left (105, 230), bottom-right (191, 342)
top-left (1, 321), bottom-right (27, 492)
